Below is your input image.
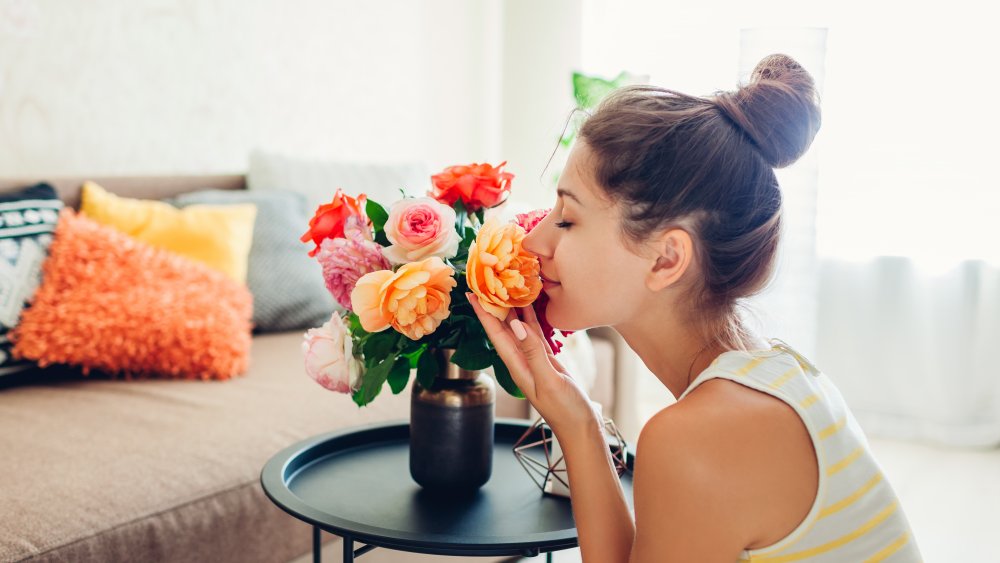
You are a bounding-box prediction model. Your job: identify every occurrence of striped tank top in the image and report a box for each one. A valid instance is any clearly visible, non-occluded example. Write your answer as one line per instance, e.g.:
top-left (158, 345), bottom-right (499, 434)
top-left (677, 339), bottom-right (923, 562)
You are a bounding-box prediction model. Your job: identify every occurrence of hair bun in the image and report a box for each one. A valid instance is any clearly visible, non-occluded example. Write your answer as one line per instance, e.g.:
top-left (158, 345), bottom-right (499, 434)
top-left (714, 53), bottom-right (822, 168)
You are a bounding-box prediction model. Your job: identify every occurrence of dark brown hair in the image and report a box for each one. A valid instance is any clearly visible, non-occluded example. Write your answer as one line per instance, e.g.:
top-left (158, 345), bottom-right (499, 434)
top-left (578, 54), bottom-right (821, 349)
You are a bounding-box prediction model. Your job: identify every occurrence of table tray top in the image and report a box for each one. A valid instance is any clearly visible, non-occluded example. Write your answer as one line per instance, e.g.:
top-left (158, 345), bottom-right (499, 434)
top-left (260, 418), bottom-right (634, 556)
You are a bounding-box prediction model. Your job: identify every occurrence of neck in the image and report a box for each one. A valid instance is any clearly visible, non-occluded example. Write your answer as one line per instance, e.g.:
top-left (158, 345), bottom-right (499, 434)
top-left (612, 307), bottom-right (767, 400)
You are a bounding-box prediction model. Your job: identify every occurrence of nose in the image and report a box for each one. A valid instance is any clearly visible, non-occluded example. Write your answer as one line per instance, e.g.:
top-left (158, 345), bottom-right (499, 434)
top-left (522, 213), bottom-right (553, 259)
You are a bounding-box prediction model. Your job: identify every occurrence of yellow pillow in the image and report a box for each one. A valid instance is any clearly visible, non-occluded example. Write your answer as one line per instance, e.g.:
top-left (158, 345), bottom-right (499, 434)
top-left (80, 181), bottom-right (257, 283)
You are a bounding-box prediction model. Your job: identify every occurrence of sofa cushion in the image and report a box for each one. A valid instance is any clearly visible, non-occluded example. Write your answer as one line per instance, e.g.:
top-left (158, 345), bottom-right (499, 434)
top-left (12, 211), bottom-right (253, 380)
top-left (167, 189), bottom-right (338, 333)
top-left (0, 183), bottom-right (62, 381)
top-left (80, 181), bottom-right (258, 283)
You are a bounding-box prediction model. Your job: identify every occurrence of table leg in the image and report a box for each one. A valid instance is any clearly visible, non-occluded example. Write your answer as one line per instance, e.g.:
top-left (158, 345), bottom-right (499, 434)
top-left (547, 552), bottom-right (553, 563)
top-left (312, 526), bottom-right (321, 563)
top-left (343, 534), bottom-right (354, 563)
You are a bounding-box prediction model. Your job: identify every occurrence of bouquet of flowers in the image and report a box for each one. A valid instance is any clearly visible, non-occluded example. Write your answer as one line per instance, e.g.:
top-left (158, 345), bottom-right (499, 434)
top-left (300, 162), bottom-right (570, 407)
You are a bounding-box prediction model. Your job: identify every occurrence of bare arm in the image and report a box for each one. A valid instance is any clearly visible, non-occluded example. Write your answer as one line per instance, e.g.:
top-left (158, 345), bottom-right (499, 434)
top-left (558, 422), bottom-right (635, 563)
top-left (466, 293), bottom-right (635, 560)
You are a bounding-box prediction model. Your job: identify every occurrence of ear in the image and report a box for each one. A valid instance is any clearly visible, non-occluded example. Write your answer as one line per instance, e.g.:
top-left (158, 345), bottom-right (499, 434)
top-left (646, 228), bottom-right (694, 292)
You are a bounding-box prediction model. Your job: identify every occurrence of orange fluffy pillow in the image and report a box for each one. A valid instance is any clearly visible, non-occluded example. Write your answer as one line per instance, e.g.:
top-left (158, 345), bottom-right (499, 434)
top-left (12, 210), bottom-right (253, 380)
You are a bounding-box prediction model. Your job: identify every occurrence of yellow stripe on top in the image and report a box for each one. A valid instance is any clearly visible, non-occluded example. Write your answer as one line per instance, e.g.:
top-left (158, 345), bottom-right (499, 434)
top-left (819, 416), bottom-right (847, 440)
top-left (770, 366), bottom-right (799, 389)
top-left (827, 447), bottom-right (864, 477)
top-left (735, 356), bottom-right (768, 377)
top-left (749, 502), bottom-right (899, 563)
top-left (864, 532), bottom-right (911, 563)
top-left (819, 473), bottom-right (884, 519)
top-left (799, 394), bottom-right (820, 409)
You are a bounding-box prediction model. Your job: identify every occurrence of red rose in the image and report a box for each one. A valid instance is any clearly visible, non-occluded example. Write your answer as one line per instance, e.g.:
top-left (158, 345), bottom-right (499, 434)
top-left (301, 190), bottom-right (367, 257)
top-left (430, 162), bottom-right (514, 212)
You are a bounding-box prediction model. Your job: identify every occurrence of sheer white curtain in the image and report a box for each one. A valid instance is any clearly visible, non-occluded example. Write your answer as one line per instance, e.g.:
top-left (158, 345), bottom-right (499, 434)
top-left (580, 0), bottom-right (1000, 446)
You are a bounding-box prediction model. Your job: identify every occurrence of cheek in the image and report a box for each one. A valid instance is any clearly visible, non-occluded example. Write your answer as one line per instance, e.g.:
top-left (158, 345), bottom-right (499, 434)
top-left (544, 238), bottom-right (647, 330)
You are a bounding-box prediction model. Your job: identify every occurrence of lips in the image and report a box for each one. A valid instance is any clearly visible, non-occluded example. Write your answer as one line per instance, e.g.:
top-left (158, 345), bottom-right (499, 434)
top-left (539, 272), bottom-right (560, 285)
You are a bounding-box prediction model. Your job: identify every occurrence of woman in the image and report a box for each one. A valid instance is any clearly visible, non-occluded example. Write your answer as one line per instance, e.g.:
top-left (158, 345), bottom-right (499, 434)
top-left (467, 54), bottom-right (922, 562)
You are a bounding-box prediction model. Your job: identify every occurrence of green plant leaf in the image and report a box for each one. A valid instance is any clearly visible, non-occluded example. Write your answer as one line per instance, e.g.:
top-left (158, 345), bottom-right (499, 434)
top-left (363, 330), bottom-right (398, 366)
top-left (475, 209), bottom-right (485, 225)
top-left (366, 199), bottom-right (390, 231)
top-left (416, 348), bottom-right (440, 389)
top-left (387, 356), bottom-right (411, 394)
top-left (454, 198), bottom-right (467, 234)
top-left (452, 335), bottom-right (494, 371)
top-left (401, 343), bottom-right (427, 369)
top-left (374, 230), bottom-right (390, 247)
top-left (491, 356), bottom-right (524, 399)
top-left (352, 356), bottom-right (395, 406)
top-left (347, 312), bottom-right (367, 336)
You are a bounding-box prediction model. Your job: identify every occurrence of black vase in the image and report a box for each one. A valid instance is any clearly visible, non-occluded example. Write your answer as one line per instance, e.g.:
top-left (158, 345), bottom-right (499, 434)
top-left (409, 348), bottom-right (496, 491)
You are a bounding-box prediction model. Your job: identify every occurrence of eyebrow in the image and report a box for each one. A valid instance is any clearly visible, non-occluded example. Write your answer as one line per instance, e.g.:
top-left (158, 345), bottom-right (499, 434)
top-left (556, 188), bottom-right (583, 206)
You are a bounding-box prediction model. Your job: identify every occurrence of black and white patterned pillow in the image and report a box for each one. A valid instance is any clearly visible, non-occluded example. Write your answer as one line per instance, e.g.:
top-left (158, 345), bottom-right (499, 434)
top-left (0, 184), bottom-right (63, 378)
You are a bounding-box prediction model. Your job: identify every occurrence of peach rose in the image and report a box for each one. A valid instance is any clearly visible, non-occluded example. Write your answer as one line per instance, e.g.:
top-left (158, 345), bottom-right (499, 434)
top-left (350, 257), bottom-right (458, 340)
top-left (466, 216), bottom-right (542, 320)
top-left (381, 197), bottom-right (461, 264)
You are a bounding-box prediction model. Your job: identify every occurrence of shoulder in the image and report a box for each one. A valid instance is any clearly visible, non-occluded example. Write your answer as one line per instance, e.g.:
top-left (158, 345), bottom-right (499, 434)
top-left (634, 377), bottom-right (820, 554)
top-left (630, 393), bottom-right (758, 561)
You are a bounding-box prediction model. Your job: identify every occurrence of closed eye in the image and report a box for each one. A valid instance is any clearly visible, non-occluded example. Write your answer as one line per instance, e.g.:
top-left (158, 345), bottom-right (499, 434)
top-left (555, 221), bottom-right (572, 229)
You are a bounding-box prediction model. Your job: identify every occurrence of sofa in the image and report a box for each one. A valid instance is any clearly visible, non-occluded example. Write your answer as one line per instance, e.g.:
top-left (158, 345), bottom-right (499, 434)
top-left (0, 175), bottom-right (629, 563)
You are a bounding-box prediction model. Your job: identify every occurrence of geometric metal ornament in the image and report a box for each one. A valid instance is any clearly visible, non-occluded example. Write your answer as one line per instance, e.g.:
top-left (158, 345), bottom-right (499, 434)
top-left (512, 416), bottom-right (629, 498)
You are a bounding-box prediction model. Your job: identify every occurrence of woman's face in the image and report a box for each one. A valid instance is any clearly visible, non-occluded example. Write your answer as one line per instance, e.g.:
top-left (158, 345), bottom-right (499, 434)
top-left (523, 141), bottom-right (654, 331)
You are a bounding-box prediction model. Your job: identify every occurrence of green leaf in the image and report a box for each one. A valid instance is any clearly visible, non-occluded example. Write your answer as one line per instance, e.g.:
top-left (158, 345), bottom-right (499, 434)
top-left (366, 199), bottom-right (390, 231)
top-left (475, 209), bottom-right (485, 225)
top-left (352, 356), bottom-right (396, 406)
top-left (401, 343), bottom-right (427, 369)
top-left (452, 335), bottom-right (494, 371)
top-left (374, 231), bottom-right (390, 247)
top-left (387, 356), bottom-right (411, 394)
top-left (454, 198), bottom-right (467, 234)
top-left (491, 356), bottom-right (524, 399)
top-left (416, 348), bottom-right (440, 389)
top-left (363, 330), bottom-right (398, 366)
top-left (347, 313), bottom-right (367, 336)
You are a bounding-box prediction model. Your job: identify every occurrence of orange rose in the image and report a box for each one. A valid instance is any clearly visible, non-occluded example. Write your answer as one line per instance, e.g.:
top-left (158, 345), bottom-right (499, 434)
top-left (466, 217), bottom-right (542, 320)
top-left (301, 189), bottom-right (367, 257)
top-left (430, 162), bottom-right (513, 212)
top-left (350, 257), bottom-right (458, 340)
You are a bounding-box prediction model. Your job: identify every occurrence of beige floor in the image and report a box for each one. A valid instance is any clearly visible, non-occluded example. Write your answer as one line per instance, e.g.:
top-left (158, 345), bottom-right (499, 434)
top-left (291, 436), bottom-right (1000, 562)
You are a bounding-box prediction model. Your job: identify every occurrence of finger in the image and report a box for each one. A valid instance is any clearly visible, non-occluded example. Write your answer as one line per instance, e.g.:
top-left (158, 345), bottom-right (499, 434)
top-left (519, 305), bottom-right (555, 356)
top-left (501, 311), bottom-right (561, 390)
top-left (465, 293), bottom-right (537, 398)
top-left (519, 305), bottom-right (568, 375)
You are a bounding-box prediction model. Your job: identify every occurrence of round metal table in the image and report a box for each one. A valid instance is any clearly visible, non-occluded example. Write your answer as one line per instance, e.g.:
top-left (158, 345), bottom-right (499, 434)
top-left (260, 418), bottom-right (634, 562)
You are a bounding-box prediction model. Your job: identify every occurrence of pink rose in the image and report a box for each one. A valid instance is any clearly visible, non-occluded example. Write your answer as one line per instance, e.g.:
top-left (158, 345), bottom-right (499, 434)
top-left (381, 197), bottom-right (461, 264)
top-left (302, 314), bottom-right (361, 393)
top-left (316, 215), bottom-right (391, 310)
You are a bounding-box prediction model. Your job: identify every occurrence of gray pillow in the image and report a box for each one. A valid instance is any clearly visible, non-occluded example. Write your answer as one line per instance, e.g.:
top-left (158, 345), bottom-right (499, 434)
top-left (167, 189), bottom-right (337, 333)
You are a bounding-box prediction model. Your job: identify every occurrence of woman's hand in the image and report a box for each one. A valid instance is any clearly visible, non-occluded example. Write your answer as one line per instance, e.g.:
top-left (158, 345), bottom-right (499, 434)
top-left (465, 292), bottom-right (601, 439)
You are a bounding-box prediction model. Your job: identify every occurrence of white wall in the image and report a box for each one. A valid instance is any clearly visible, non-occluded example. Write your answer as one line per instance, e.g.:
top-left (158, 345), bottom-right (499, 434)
top-left (0, 0), bottom-right (501, 177)
top-left (500, 0), bottom-right (582, 212)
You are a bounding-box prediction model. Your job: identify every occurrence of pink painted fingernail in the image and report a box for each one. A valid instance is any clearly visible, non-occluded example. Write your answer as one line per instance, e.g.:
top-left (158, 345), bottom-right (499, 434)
top-left (509, 319), bottom-right (528, 341)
